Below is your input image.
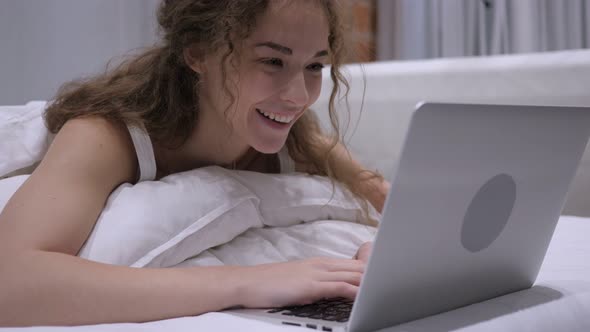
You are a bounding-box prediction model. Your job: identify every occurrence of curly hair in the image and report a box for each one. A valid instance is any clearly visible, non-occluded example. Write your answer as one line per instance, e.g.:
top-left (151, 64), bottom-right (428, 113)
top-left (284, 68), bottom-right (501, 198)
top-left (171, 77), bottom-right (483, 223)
top-left (44, 0), bottom-right (382, 224)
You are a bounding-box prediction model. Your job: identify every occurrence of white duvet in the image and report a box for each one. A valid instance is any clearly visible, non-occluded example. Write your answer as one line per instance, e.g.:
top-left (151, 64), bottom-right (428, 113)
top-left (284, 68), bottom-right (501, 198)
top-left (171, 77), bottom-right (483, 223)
top-left (1, 169), bottom-right (378, 269)
top-left (80, 166), bottom-right (378, 268)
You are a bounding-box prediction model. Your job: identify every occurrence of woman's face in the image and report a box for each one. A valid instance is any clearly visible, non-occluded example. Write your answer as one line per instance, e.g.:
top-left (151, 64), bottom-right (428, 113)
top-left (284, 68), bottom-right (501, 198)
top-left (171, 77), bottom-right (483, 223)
top-left (199, 1), bottom-right (330, 154)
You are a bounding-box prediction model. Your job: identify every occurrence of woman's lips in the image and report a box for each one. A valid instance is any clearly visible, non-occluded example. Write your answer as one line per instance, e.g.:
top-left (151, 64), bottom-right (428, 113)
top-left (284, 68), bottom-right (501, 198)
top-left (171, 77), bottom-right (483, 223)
top-left (256, 108), bottom-right (297, 124)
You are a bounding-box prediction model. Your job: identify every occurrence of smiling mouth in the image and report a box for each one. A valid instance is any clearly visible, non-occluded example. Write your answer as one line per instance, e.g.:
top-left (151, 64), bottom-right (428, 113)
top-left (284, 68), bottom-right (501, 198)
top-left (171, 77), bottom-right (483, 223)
top-left (256, 108), bottom-right (296, 124)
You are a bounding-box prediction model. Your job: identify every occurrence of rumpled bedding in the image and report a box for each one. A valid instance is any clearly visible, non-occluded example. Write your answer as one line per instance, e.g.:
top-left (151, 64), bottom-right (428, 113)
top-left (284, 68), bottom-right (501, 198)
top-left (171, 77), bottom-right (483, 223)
top-left (0, 101), bottom-right (51, 179)
top-left (1, 169), bottom-right (378, 269)
top-left (75, 166), bottom-right (378, 268)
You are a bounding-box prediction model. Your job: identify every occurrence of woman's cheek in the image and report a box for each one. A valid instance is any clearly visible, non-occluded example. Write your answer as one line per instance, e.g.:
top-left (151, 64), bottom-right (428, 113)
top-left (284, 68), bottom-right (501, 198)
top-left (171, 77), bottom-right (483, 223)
top-left (251, 71), bottom-right (282, 97)
top-left (306, 76), bottom-right (323, 104)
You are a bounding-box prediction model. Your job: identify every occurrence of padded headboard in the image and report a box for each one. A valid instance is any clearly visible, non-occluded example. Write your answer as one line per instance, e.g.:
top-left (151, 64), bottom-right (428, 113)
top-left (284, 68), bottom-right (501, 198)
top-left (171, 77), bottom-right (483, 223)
top-left (312, 49), bottom-right (590, 217)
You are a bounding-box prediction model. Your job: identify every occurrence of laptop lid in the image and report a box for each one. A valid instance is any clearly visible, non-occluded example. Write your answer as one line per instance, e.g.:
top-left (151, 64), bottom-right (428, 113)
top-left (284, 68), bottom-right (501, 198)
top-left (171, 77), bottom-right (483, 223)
top-left (348, 102), bottom-right (590, 332)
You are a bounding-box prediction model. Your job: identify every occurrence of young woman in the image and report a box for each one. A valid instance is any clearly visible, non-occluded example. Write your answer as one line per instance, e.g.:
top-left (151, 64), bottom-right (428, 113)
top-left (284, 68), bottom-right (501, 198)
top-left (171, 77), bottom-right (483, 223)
top-left (0, 0), bottom-right (388, 327)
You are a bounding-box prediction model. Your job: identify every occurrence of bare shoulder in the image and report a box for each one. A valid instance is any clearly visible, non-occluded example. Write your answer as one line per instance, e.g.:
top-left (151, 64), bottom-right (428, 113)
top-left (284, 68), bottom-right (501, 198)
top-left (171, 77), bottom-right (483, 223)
top-left (0, 116), bottom-right (138, 256)
top-left (46, 117), bottom-right (137, 183)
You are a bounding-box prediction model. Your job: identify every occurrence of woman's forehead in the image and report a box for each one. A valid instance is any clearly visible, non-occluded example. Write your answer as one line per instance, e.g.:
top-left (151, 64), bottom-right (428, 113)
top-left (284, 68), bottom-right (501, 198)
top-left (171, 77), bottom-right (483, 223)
top-left (248, 0), bottom-right (330, 55)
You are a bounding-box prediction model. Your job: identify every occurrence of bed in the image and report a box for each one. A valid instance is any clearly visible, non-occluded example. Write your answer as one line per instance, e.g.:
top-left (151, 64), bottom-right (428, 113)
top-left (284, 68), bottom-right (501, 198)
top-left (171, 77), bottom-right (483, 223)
top-left (1, 215), bottom-right (588, 332)
top-left (1, 49), bottom-right (590, 331)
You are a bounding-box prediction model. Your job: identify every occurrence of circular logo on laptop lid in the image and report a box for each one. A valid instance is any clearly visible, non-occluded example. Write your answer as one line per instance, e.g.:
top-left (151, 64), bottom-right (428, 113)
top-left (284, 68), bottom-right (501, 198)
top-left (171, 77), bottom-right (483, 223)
top-left (461, 174), bottom-right (517, 253)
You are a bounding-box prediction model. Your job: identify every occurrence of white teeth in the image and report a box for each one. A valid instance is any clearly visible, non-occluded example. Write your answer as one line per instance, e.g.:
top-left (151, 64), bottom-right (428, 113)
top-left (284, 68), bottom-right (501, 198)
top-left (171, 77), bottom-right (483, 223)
top-left (257, 109), bottom-right (295, 124)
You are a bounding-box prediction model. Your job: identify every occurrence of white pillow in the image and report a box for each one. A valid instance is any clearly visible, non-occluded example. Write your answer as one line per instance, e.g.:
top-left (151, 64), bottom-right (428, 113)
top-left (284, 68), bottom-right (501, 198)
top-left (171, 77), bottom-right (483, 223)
top-left (0, 101), bottom-right (51, 178)
top-left (0, 167), bottom-right (377, 268)
top-left (71, 166), bottom-right (376, 267)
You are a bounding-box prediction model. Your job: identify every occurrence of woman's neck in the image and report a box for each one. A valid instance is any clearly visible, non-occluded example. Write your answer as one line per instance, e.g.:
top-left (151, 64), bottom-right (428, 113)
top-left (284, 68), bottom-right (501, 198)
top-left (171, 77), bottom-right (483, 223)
top-left (153, 104), bottom-right (253, 176)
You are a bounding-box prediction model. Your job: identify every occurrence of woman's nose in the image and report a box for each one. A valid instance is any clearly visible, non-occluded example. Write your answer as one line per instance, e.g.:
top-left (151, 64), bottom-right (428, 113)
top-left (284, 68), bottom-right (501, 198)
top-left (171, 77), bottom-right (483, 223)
top-left (279, 72), bottom-right (309, 107)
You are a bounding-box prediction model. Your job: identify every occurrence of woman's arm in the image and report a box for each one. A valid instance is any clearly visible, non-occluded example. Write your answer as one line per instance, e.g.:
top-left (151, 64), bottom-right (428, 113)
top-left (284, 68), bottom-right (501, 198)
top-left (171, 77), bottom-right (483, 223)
top-left (0, 117), bottom-right (363, 327)
top-left (0, 117), bottom-right (231, 326)
top-left (0, 251), bottom-right (243, 326)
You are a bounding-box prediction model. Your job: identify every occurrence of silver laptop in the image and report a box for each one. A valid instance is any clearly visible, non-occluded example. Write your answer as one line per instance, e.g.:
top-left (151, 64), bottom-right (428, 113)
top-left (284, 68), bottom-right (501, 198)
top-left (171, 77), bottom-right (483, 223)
top-left (228, 102), bottom-right (590, 332)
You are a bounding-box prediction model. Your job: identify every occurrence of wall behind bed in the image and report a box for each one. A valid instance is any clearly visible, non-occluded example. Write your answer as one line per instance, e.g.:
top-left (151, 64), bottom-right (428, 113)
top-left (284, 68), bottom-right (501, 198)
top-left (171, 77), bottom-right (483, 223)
top-left (0, 0), bottom-right (159, 105)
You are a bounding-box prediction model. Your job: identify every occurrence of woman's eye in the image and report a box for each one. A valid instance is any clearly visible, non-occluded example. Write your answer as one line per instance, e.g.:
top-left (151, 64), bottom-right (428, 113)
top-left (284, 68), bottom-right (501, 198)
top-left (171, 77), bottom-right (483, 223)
top-left (261, 58), bottom-right (283, 67)
top-left (307, 63), bottom-right (325, 72)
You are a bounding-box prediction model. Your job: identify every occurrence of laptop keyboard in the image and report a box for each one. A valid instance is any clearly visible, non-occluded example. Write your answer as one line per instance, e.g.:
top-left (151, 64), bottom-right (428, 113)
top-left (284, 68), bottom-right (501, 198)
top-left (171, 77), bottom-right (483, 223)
top-left (266, 298), bottom-right (353, 322)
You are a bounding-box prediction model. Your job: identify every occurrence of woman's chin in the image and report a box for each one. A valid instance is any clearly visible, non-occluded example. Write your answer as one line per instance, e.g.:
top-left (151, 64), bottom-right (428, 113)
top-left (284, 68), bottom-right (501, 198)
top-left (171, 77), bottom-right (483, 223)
top-left (250, 137), bottom-right (288, 154)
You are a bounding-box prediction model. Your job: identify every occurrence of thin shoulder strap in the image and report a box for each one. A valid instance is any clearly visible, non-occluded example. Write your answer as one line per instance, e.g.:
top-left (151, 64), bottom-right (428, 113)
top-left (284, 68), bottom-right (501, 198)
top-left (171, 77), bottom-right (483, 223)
top-left (127, 124), bottom-right (157, 182)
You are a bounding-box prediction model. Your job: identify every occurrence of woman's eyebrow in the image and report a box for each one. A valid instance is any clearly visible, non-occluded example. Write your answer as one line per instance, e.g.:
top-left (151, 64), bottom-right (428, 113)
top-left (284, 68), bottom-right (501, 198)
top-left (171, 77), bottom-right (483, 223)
top-left (256, 42), bottom-right (292, 55)
top-left (255, 41), bottom-right (328, 58)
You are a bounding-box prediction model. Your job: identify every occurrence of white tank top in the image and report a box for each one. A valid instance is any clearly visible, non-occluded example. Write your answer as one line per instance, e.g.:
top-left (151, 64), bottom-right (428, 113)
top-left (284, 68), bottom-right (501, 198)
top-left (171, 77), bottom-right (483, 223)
top-left (126, 125), bottom-right (296, 182)
top-left (126, 125), bottom-right (158, 182)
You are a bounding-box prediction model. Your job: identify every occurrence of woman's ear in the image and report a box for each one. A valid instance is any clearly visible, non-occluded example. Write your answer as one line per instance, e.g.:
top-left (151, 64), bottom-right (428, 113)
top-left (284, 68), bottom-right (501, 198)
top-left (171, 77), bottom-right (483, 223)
top-left (183, 45), bottom-right (205, 74)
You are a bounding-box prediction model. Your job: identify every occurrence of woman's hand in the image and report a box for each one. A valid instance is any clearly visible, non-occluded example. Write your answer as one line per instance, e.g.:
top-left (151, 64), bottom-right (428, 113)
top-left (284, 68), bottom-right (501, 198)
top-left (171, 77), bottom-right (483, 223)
top-left (354, 242), bottom-right (373, 263)
top-left (236, 257), bottom-right (365, 309)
